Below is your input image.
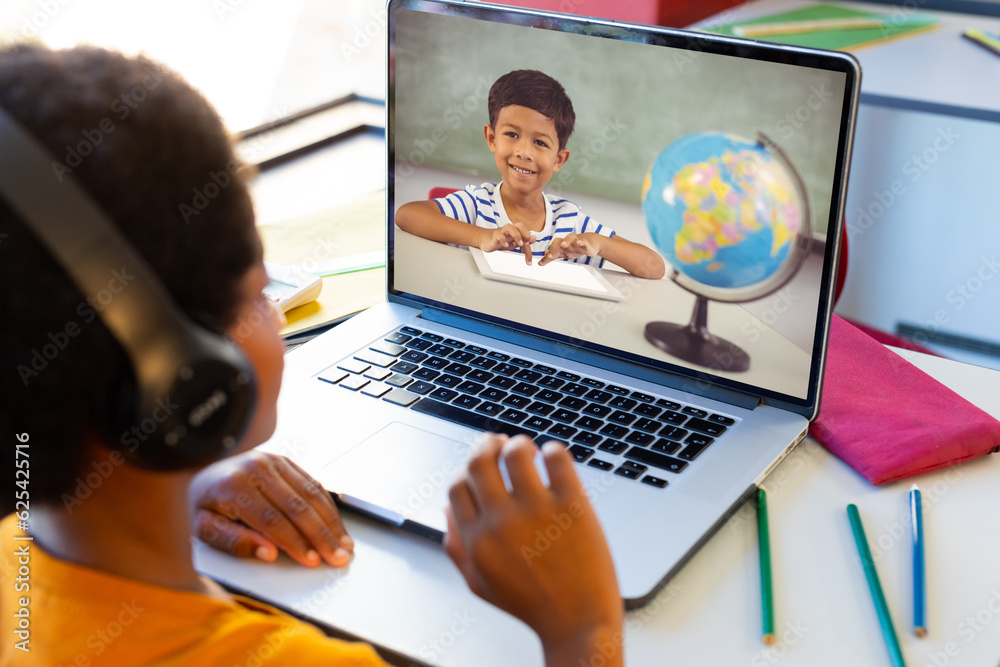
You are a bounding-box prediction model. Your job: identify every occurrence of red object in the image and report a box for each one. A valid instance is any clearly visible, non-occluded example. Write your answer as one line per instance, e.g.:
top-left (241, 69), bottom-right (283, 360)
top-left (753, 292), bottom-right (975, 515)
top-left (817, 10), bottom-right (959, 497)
top-left (809, 315), bottom-right (1000, 485)
top-left (479, 0), bottom-right (738, 28)
top-left (494, 0), bottom-right (658, 24)
top-left (840, 317), bottom-right (942, 357)
top-left (428, 187), bottom-right (459, 200)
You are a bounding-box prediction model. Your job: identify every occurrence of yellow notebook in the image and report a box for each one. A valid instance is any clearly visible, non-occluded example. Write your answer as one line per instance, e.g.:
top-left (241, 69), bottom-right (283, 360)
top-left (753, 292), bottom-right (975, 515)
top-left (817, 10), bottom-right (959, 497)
top-left (258, 190), bottom-right (386, 337)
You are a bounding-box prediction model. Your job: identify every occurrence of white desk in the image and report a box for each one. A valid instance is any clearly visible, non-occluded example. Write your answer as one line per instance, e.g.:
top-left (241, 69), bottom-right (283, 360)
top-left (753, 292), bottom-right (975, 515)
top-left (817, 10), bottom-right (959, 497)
top-left (393, 230), bottom-right (821, 400)
top-left (195, 348), bottom-right (1000, 666)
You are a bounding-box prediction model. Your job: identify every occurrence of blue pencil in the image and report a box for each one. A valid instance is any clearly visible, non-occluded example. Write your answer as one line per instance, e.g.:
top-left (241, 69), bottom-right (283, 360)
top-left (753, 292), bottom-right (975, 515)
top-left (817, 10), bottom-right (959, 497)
top-left (847, 504), bottom-right (907, 667)
top-left (911, 485), bottom-right (926, 638)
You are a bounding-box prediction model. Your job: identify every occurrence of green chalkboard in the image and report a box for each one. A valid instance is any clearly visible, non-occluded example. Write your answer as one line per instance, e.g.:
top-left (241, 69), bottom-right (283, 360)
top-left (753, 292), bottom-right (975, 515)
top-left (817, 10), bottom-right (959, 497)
top-left (395, 9), bottom-right (847, 233)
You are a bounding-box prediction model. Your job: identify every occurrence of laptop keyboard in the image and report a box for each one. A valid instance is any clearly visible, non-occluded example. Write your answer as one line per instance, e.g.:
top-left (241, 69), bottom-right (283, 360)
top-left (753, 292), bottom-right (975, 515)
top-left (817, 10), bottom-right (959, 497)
top-left (316, 326), bottom-right (740, 490)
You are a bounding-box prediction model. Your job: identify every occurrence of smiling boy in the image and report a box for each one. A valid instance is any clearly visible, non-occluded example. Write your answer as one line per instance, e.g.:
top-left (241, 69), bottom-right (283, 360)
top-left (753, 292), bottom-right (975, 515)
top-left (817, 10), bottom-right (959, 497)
top-left (395, 69), bottom-right (665, 280)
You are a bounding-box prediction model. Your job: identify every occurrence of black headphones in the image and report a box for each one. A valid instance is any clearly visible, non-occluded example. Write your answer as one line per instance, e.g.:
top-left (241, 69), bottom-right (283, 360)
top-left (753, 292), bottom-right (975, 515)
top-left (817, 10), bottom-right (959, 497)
top-left (0, 105), bottom-right (256, 470)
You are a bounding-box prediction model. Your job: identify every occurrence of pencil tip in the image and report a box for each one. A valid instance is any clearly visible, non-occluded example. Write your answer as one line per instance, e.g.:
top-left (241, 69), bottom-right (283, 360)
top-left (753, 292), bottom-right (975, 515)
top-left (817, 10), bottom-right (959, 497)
top-left (910, 483), bottom-right (919, 492)
top-left (914, 627), bottom-right (927, 638)
top-left (763, 633), bottom-right (776, 646)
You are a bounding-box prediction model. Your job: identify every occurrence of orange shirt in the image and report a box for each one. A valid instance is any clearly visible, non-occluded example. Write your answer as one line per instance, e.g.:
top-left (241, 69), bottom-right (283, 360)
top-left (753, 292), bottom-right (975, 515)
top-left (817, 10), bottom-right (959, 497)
top-left (0, 514), bottom-right (389, 666)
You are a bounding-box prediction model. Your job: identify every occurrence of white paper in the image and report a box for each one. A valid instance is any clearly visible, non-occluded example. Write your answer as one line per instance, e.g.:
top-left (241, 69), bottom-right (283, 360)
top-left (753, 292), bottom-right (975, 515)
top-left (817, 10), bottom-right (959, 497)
top-left (481, 251), bottom-right (608, 294)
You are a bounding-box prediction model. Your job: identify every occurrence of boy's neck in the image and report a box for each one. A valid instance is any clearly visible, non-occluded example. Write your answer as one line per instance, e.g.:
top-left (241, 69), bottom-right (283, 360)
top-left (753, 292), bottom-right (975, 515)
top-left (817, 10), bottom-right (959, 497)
top-left (28, 437), bottom-right (224, 598)
top-left (499, 182), bottom-right (547, 231)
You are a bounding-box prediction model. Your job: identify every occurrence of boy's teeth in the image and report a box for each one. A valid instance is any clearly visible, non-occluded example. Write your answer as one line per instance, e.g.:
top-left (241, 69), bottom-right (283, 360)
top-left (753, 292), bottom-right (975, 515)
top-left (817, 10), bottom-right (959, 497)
top-left (512, 165), bottom-right (533, 174)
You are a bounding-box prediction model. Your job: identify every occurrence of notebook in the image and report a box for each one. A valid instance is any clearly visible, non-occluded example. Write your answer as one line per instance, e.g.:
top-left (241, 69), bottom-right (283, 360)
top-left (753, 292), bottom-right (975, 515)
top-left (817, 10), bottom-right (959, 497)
top-left (703, 4), bottom-right (939, 52)
top-left (267, 0), bottom-right (860, 608)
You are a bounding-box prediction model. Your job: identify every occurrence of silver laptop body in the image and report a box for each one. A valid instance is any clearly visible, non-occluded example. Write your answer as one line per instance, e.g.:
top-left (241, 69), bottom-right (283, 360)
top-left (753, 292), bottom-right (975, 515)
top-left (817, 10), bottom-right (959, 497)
top-left (266, 0), bottom-right (860, 607)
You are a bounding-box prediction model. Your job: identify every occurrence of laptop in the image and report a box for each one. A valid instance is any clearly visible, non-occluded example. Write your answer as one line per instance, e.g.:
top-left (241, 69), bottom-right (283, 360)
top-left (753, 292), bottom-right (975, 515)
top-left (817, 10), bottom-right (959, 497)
top-left (267, 0), bottom-right (859, 608)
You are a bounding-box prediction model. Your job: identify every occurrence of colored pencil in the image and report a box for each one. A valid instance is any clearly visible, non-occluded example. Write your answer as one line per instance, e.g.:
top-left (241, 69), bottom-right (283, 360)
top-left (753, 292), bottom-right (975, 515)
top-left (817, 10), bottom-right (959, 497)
top-left (757, 487), bottom-right (775, 645)
top-left (911, 485), bottom-right (926, 638)
top-left (847, 504), bottom-right (907, 667)
top-left (962, 29), bottom-right (1000, 58)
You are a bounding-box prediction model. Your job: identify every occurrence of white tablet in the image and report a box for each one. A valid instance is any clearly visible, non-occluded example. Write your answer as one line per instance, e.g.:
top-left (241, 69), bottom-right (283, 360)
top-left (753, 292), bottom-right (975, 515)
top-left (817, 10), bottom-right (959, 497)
top-left (470, 248), bottom-right (624, 302)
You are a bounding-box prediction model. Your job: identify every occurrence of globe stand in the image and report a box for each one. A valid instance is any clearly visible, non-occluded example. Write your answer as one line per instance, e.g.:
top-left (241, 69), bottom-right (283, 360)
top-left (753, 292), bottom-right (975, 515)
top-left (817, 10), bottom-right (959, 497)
top-left (644, 295), bottom-right (750, 372)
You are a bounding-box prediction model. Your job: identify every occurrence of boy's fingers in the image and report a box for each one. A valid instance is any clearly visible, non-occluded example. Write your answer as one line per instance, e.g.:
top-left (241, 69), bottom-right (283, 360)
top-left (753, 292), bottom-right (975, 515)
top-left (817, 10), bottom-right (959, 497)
top-left (540, 440), bottom-right (586, 500)
top-left (282, 458), bottom-right (352, 547)
top-left (492, 228), bottom-right (509, 250)
top-left (541, 243), bottom-right (563, 264)
top-left (521, 231), bottom-right (537, 264)
top-left (443, 508), bottom-right (470, 569)
top-left (464, 434), bottom-right (509, 510)
top-left (448, 476), bottom-right (479, 525)
top-left (193, 509), bottom-right (277, 562)
top-left (279, 458), bottom-right (354, 561)
top-left (501, 436), bottom-right (545, 500)
top-left (238, 477), bottom-right (325, 567)
top-left (444, 508), bottom-right (488, 599)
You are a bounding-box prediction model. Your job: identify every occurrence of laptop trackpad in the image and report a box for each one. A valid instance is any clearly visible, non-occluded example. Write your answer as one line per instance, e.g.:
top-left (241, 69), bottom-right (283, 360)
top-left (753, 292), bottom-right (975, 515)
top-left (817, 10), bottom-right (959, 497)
top-left (329, 422), bottom-right (470, 535)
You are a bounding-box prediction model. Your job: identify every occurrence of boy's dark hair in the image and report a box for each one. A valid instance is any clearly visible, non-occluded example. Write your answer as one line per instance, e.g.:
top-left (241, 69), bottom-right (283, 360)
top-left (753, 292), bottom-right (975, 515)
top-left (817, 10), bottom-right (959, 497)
top-left (488, 69), bottom-right (575, 151)
top-left (0, 45), bottom-right (260, 511)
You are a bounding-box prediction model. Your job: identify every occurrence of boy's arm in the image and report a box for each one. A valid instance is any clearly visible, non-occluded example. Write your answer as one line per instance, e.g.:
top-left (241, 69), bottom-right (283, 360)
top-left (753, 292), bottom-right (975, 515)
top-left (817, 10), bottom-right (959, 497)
top-left (395, 200), bottom-right (537, 259)
top-left (539, 232), bottom-right (666, 280)
top-left (445, 435), bottom-right (624, 667)
top-left (395, 200), bottom-right (490, 248)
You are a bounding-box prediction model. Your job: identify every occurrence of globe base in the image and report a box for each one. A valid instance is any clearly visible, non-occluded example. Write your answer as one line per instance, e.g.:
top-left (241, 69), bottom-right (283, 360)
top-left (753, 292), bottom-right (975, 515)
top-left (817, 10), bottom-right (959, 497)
top-left (644, 296), bottom-right (750, 373)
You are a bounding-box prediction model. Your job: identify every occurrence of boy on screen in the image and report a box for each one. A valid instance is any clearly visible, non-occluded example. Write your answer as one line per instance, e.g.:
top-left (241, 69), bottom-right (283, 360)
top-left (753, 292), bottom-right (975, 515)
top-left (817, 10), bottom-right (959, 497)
top-left (396, 69), bottom-right (665, 280)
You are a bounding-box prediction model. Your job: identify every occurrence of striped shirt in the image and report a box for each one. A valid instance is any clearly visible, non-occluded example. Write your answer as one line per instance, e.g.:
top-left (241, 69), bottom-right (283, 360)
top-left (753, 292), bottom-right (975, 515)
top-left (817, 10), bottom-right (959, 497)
top-left (433, 182), bottom-right (616, 268)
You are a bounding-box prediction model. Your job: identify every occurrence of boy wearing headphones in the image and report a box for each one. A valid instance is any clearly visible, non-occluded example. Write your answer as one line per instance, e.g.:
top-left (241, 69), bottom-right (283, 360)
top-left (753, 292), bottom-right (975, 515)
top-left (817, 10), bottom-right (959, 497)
top-left (0, 46), bottom-right (623, 666)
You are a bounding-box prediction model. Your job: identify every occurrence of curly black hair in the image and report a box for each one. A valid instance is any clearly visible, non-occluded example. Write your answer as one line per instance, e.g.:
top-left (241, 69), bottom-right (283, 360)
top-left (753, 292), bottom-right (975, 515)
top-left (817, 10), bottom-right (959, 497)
top-left (0, 45), bottom-right (261, 511)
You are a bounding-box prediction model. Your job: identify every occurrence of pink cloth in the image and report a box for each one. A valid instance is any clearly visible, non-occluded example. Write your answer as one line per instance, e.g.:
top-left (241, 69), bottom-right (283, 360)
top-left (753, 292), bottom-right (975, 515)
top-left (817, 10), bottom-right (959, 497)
top-left (809, 315), bottom-right (1000, 485)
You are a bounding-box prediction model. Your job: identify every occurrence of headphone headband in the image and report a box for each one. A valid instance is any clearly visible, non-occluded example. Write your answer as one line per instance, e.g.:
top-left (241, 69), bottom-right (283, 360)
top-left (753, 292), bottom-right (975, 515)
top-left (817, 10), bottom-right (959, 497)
top-left (0, 104), bottom-right (255, 469)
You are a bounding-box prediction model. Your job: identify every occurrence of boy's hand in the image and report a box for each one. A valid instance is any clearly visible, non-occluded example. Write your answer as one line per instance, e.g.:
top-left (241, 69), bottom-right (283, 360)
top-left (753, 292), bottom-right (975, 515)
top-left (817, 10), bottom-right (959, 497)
top-left (538, 232), bottom-right (602, 266)
top-left (445, 434), bottom-right (623, 666)
top-left (189, 451), bottom-right (354, 568)
top-left (480, 223), bottom-right (537, 264)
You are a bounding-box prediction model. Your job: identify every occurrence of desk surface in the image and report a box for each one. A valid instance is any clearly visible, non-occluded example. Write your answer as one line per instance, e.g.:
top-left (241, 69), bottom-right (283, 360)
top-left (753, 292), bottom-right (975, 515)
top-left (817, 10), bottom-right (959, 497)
top-left (195, 348), bottom-right (1000, 667)
top-left (394, 229), bottom-right (820, 401)
top-left (261, 191), bottom-right (386, 338)
top-left (696, 0), bottom-right (1000, 122)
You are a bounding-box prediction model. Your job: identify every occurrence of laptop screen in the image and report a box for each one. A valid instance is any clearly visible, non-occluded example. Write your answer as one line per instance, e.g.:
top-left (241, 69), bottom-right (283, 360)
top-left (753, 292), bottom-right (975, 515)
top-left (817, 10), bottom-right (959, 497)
top-left (387, 0), bottom-right (858, 410)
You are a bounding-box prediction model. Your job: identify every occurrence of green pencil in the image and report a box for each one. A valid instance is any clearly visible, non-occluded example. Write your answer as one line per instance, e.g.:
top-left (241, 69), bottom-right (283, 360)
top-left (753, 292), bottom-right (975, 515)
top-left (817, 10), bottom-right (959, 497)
top-left (757, 487), bottom-right (775, 645)
top-left (847, 504), bottom-right (907, 667)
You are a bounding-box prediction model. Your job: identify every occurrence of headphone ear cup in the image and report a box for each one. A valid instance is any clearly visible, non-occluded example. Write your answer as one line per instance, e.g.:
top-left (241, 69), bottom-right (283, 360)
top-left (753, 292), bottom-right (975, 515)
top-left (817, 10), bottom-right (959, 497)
top-left (95, 312), bottom-right (255, 471)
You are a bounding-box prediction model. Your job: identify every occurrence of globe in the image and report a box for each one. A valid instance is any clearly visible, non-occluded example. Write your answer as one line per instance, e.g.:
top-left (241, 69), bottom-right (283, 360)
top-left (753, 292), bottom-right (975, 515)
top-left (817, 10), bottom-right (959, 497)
top-left (640, 131), bottom-right (811, 372)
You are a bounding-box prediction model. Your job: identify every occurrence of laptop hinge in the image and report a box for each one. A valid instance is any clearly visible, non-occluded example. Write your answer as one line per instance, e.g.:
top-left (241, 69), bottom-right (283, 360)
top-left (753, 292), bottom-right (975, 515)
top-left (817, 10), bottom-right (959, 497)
top-left (419, 307), bottom-right (760, 411)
